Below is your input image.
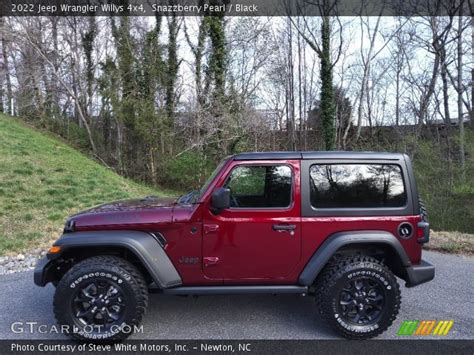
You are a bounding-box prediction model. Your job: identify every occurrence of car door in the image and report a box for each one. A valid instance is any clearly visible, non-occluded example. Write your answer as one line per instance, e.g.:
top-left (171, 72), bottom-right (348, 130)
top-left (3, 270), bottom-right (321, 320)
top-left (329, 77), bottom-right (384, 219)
top-left (201, 160), bottom-right (302, 283)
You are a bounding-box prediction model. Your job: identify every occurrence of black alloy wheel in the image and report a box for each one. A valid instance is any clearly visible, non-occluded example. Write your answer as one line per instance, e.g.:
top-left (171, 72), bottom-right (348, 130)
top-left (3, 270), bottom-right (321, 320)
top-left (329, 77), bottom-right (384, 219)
top-left (338, 277), bottom-right (386, 325)
top-left (72, 280), bottom-right (126, 329)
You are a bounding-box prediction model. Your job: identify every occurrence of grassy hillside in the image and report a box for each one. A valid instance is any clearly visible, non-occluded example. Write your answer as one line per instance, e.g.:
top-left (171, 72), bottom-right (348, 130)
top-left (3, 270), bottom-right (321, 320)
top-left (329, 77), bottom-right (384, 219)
top-left (0, 114), bottom-right (171, 255)
top-left (413, 129), bottom-right (474, 234)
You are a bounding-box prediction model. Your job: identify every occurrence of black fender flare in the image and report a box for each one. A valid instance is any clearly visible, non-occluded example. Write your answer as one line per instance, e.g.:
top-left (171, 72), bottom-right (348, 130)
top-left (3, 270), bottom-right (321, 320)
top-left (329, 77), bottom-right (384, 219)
top-left (298, 231), bottom-right (411, 286)
top-left (44, 230), bottom-right (182, 288)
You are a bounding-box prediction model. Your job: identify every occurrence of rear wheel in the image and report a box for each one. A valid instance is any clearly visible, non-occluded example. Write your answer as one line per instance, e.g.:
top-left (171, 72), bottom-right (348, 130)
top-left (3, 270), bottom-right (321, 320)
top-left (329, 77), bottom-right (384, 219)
top-left (54, 256), bottom-right (148, 342)
top-left (315, 254), bottom-right (400, 339)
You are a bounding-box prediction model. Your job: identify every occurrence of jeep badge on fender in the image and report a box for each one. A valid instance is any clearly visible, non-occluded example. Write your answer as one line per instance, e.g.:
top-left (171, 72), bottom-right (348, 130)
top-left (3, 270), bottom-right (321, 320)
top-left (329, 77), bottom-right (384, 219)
top-left (34, 151), bottom-right (434, 341)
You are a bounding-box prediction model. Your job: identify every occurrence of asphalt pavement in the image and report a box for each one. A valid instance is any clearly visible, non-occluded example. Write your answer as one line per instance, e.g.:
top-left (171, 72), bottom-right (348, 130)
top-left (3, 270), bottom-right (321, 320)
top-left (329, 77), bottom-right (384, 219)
top-left (0, 251), bottom-right (472, 340)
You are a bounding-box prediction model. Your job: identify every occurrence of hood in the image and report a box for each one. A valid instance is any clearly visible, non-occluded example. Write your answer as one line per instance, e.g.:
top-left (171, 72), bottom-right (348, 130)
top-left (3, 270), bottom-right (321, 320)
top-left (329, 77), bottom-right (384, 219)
top-left (69, 196), bottom-right (181, 231)
top-left (75, 196), bottom-right (177, 214)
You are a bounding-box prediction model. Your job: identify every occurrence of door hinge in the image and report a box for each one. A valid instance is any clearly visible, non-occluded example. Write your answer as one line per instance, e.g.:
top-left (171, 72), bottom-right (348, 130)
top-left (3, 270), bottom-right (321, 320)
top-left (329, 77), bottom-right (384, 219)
top-left (204, 224), bottom-right (219, 234)
top-left (203, 256), bottom-right (220, 267)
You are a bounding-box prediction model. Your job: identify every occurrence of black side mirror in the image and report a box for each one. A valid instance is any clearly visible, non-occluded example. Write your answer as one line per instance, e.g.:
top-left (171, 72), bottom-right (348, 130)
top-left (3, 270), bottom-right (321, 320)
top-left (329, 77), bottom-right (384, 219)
top-left (211, 187), bottom-right (230, 213)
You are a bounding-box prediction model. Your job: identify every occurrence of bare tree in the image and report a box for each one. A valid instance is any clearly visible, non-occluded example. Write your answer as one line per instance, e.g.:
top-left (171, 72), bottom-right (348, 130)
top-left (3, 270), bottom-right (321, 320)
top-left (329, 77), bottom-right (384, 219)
top-left (354, 14), bottom-right (383, 140)
top-left (457, 8), bottom-right (465, 180)
top-left (0, 18), bottom-right (13, 115)
top-left (14, 19), bottom-right (97, 153)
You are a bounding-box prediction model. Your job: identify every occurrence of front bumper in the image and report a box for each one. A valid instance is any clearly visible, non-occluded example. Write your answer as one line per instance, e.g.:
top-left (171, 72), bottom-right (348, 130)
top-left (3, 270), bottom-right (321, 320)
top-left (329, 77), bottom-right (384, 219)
top-left (34, 256), bottom-right (54, 287)
top-left (405, 259), bottom-right (435, 287)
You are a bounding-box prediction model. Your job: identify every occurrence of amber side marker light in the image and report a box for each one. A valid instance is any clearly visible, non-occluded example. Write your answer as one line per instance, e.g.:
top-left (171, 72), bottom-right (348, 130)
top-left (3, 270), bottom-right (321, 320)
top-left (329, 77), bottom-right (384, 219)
top-left (48, 246), bottom-right (61, 254)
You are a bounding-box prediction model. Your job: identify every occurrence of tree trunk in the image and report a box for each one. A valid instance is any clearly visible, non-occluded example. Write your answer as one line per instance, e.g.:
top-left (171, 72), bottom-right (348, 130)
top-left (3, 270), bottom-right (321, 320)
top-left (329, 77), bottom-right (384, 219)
top-left (287, 18), bottom-right (296, 150)
top-left (297, 19), bottom-right (303, 134)
top-left (320, 16), bottom-right (335, 150)
top-left (184, 15), bottom-right (207, 144)
top-left (471, 13), bottom-right (474, 125)
top-left (1, 20), bottom-right (13, 115)
top-left (458, 11), bottom-right (465, 181)
top-left (441, 51), bottom-right (451, 124)
top-left (49, 17), bottom-right (59, 117)
top-left (83, 17), bottom-right (96, 118)
top-left (419, 54), bottom-right (440, 125)
top-left (355, 15), bottom-right (382, 141)
top-left (165, 12), bottom-right (179, 123)
top-left (395, 65), bottom-right (400, 126)
top-left (471, 13), bottom-right (474, 123)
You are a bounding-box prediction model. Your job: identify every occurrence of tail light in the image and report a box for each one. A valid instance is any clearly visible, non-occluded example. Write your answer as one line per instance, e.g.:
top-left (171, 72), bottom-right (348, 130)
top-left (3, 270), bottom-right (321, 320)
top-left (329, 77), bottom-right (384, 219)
top-left (417, 221), bottom-right (430, 244)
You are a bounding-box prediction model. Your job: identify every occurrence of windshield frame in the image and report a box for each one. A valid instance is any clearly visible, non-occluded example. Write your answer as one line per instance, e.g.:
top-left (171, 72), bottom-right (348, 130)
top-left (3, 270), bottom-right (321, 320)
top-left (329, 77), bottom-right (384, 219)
top-left (176, 157), bottom-right (231, 204)
top-left (196, 157), bottom-right (231, 201)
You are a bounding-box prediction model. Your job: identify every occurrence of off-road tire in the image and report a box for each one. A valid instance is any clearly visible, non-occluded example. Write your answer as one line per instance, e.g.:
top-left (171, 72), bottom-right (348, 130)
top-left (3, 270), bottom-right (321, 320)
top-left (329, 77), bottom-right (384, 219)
top-left (54, 256), bottom-right (148, 342)
top-left (314, 254), bottom-right (401, 339)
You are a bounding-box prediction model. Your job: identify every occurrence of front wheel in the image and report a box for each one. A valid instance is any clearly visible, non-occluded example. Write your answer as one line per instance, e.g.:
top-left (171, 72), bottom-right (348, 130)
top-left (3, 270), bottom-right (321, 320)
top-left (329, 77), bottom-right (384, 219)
top-left (54, 256), bottom-right (148, 342)
top-left (315, 254), bottom-right (401, 339)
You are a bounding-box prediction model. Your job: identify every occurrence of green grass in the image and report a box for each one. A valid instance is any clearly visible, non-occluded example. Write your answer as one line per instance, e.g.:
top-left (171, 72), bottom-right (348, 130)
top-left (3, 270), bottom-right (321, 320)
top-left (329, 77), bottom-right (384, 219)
top-left (0, 114), bottom-right (172, 255)
top-left (413, 129), bottom-right (474, 234)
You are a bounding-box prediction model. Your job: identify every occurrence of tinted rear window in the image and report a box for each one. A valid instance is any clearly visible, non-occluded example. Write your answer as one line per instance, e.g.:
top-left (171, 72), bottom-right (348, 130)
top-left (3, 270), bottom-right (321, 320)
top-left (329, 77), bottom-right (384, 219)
top-left (309, 164), bottom-right (406, 208)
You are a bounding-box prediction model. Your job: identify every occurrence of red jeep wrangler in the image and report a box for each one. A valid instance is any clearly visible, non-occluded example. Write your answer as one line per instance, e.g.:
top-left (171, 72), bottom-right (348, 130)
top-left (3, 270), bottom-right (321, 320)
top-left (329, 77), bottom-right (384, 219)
top-left (35, 151), bottom-right (434, 341)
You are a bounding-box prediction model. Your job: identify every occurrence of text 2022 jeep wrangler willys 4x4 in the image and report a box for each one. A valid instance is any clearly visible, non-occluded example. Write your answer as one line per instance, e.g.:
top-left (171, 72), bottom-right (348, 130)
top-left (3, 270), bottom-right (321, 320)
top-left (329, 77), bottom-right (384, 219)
top-left (35, 151), bottom-right (434, 341)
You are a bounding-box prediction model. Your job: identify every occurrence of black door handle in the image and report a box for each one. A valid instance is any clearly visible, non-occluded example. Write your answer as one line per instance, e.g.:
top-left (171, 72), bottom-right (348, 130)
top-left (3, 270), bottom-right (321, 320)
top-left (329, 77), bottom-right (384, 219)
top-left (272, 224), bottom-right (296, 231)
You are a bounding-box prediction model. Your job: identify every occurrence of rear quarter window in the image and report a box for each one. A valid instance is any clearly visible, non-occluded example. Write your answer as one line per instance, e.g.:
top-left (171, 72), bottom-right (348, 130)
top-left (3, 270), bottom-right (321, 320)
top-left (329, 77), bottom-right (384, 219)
top-left (309, 164), bottom-right (406, 208)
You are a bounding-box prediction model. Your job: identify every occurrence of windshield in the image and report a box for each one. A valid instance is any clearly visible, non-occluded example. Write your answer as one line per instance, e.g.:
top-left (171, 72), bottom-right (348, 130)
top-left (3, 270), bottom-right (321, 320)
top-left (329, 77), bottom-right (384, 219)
top-left (176, 157), bottom-right (230, 204)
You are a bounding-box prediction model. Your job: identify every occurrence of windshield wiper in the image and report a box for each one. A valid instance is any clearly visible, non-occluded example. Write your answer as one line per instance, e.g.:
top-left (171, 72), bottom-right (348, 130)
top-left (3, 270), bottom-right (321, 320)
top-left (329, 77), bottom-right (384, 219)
top-left (177, 190), bottom-right (198, 204)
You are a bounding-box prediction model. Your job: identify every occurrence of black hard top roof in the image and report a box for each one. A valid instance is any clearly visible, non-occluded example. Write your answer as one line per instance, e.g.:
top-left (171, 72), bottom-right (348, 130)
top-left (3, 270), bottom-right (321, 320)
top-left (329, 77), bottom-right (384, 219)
top-left (232, 151), bottom-right (406, 161)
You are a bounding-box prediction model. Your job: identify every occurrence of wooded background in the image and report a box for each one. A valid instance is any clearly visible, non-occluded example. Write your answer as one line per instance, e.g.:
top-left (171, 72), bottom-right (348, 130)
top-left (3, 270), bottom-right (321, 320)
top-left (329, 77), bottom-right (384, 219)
top-left (0, 1), bottom-right (473, 232)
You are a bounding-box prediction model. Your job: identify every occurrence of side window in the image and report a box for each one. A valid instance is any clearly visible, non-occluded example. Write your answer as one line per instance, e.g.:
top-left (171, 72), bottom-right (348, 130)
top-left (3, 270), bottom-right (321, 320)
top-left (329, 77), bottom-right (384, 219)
top-left (309, 164), bottom-right (406, 208)
top-left (224, 165), bottom-right (292, 208)
top-left (227, 166), bottom-right (266, 196)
